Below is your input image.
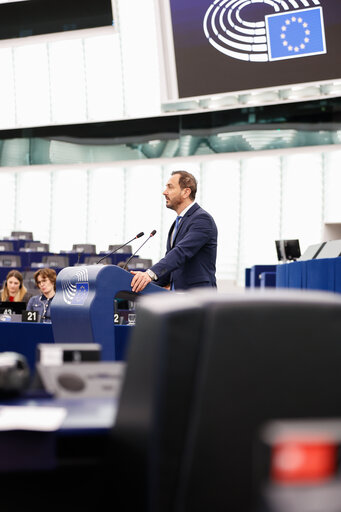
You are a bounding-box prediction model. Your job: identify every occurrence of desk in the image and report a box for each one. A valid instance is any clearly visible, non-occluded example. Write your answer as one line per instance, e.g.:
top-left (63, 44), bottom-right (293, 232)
top-left (0, 395), bottom-right (119, 512)
top-left (276, 257), bottom-right (341, 293)
top-left (0, 322), bottom-right (54, 371)
top-left (0, 321), bottom-right (133, 373)
top-left (0, 399), bottom-right (121, 512)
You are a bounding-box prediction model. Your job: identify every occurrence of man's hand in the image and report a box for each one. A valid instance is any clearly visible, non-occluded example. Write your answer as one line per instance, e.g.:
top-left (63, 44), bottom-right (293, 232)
top-left (130, 270), bottom-right (152, 293)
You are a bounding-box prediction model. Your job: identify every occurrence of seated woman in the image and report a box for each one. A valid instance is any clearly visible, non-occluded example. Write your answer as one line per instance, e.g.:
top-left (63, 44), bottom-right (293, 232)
top-left (0, 269), bottom-right (31, 303)
top-left (26, 268), bottom-right (56, 322)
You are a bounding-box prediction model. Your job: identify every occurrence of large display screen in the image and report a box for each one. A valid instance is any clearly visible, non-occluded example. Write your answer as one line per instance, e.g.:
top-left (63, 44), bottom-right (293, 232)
top-left (0, 0), bottom-right (113, 39)
top-left (166, 0), bottom-right (341, 99)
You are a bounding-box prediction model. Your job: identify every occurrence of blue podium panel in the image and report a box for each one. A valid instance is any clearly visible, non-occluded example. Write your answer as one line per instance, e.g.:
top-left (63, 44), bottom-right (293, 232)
top-left (306, 259), bottom-right (334, 292)
top-left (333, 258), bottom-right (341, 293)
top-left (0, 322), bottom-right (54, 372)
top-left (245, 268), bottom-right (251, 288)
top-left (51, 265), bottom-right (167, 361)
top-left (260, 272), bottom-right (276, 288)
top-left (287, 260), bottom-right (307, 289)
top-left (114, 325), bottom-right (134, 360)
top-left (276, 264), bottom-right (288, 288)
top-left (250, 265), bottom-right (277, 288)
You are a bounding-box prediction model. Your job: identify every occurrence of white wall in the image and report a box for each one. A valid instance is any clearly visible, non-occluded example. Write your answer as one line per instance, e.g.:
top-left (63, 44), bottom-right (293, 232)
top-left (1, 146), bottom-right (341, 287)
top-left (0, 0), bottom-right (162, 130)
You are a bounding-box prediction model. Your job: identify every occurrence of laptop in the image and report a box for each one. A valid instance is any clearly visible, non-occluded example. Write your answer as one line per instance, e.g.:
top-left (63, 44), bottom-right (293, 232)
top-left (0, 301), bottom-right (26, 315)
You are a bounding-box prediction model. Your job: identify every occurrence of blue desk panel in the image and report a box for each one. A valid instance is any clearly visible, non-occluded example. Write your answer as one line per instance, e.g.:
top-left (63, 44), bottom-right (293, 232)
top-left (287, 260), bottom-right (307, 289)
top-left (276, 263), bottom-right (288, 288)
top-left (305, 259), bottom-right (334, 292)
top-left (0, 322), bottom-right (54, 372)
top-left (260, 272), bottom-right (276, 288)
top-left (245, 268), bottom-right (251, 288)
top-left (250, 265), bottom-right (277, 288)
top-left (276, 257), bottom-right (341, 294)
top-left (334, 258), bottom-right (341, 293)
top-left (0, 321), bottom-right (133, 372)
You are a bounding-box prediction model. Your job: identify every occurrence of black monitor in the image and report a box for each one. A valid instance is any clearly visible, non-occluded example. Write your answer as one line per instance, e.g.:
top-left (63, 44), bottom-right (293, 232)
top-left (275, 239), bottom-right (301, 262)
top-left (0, 0), bottom-right (113, 40)
top-left (0, 301), bottom-right (26, 315)
top-left (159, 1), bottom-right (339, 101)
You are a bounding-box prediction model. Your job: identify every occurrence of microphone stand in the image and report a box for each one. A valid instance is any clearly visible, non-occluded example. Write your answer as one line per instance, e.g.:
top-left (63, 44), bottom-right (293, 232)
top-left (96, 232), bottom-right (144, 264)
top-left (123, 230), bottom-right (156, 270)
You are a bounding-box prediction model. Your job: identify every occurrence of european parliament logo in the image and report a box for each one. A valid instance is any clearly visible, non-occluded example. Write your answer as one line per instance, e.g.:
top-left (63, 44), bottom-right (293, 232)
top-left (266, 7), bottom-right (326, 61)
top-left (71, 282), bottom-right (89, 305)
top-left (203, 0), bottom-right (327, 63)
top-left (62, 267), bottom-right (89, 306)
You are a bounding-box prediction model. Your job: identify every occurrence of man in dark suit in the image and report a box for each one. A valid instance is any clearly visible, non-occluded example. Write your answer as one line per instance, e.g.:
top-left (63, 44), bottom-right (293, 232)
top-left (130, 170), bottom-right (217, 292)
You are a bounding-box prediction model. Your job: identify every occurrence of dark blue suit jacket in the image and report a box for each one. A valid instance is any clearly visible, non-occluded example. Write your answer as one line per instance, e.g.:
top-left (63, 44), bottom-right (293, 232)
top-left (151, 203), bottom-right (217, 290)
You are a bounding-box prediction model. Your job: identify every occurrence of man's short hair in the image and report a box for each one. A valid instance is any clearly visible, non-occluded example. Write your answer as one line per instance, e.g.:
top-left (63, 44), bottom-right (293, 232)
top-left (172, 171), bottom-right (197, 200)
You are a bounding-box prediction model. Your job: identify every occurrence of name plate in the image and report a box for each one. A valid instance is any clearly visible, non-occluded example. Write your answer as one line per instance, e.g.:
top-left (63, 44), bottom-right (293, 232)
top-left (22, 310), bottom-right (40, 323)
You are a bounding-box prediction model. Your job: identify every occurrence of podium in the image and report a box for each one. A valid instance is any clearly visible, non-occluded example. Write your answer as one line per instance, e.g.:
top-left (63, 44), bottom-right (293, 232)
top-left (50, 264), bottom-right (167, 360)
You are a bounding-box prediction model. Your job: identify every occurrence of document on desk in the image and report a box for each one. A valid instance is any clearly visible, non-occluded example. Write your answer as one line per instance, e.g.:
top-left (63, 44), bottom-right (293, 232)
top-left (0, 406), bottom-right (67, 431)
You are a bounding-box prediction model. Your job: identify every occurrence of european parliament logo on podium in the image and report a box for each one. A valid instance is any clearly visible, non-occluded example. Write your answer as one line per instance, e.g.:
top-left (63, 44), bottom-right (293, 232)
top-left (61, 267), bottom-right (89, 306)
top-left (266, 7), bottom-right (326, 61)
top-left (71, 283), bottom-right (89, 305)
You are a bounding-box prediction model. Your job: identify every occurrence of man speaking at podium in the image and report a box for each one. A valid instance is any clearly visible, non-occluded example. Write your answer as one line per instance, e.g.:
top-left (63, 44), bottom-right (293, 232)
top-left (131, 170), bottom-right (218, 292)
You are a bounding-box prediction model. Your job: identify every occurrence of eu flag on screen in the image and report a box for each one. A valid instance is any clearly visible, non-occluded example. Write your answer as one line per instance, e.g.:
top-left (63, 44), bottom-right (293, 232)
top-left (266, 7), bottom-right (326, 62)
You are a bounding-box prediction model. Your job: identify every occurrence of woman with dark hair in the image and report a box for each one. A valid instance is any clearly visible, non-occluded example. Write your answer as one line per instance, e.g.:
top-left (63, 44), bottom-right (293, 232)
top-left (26, 268), bottom-right (57, 322)
top-left (0, 269), bottom-right (30, 302)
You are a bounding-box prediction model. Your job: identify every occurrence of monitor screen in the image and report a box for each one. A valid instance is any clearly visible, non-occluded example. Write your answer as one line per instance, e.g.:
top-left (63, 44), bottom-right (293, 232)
top-left (0, 0), bottom-right (113, 40)
top-left (275, 239), bottom-right (301, 262)
top-left (161, 0), bottom-right (341, 100)
top-left (299, 242), bottom-right (325, 260)
top-left (315, 239), bottom-right (341, 259)
top-left (0, 301), bottom-right (26, 315)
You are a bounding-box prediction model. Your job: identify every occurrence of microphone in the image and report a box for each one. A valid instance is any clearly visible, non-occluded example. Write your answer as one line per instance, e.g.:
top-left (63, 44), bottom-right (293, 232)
top-left (96, 232), bottom-right (144, 264)
top-left (123, 230), bottom-right (157, 270)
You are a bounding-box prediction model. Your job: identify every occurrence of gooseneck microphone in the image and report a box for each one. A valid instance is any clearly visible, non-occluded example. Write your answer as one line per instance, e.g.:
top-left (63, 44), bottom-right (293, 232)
top-left (123, 230), bottom-right (157, 270)
top-left (96, 232), bottom-right (144, 264)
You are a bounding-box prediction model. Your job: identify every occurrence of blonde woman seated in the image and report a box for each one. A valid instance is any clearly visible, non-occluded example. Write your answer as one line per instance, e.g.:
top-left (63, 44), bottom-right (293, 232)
top-left (0, 269), bottom-right (31, 303)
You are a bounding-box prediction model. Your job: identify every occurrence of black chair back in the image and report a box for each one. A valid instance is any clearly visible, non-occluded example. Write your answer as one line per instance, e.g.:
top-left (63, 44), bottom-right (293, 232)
top-left (23, 242), bottom-right (49, 252)
top-left (176, 290), bottom-right (341, 512)
top-left (126, 257), bottom-right (152, 270)
top-left (72, 244), bottom-right (96, 253)
top-left (111, 293), bottom-right (207, 512)
top-left (0, 255), bottom-right (21, 267)
top-left (0, 242), bottom-right (14, 251)
top-left (11, 231), bottom-right (33, 240)
top-left (42, 255), bottom-right (69, 268)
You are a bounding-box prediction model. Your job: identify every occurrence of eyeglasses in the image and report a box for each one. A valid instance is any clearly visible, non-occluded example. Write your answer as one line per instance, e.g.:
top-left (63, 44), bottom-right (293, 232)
top-left (37, 278), bottom-right (49, 286)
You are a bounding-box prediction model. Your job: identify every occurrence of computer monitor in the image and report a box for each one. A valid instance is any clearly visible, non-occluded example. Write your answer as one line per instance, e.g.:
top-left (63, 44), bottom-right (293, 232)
top-left (0, 301), bottom-right (26, 315)
top-left (299, 242), bottom-right (325, 260)
top-left (275, 239), bottom-right (301, 262)
top-left (315, 239), bottom-right (341, 259)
